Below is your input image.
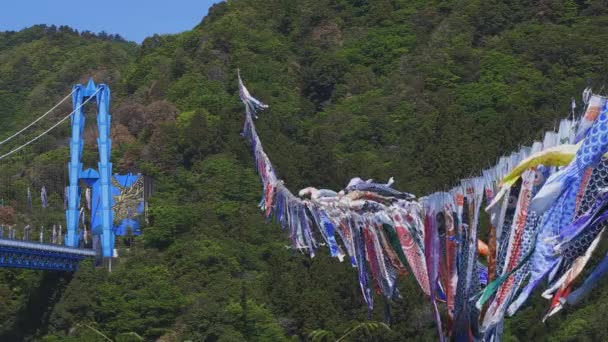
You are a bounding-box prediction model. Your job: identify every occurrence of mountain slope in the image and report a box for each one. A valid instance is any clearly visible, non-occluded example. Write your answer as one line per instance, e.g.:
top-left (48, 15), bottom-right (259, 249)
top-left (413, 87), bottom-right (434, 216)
top-left (2, 1), bottom-right (608, 341)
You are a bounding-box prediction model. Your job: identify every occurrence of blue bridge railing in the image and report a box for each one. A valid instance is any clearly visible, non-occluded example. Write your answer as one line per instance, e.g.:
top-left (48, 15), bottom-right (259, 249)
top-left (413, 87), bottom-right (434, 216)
top-left (0, 238), bottom-right (95, 271)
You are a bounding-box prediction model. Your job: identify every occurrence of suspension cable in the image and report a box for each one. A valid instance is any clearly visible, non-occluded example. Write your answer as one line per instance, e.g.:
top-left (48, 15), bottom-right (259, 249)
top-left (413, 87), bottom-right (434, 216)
top-left (0, 89), bottom-right (75, 146)
top-left (0, 88), bottom-right (101, 161)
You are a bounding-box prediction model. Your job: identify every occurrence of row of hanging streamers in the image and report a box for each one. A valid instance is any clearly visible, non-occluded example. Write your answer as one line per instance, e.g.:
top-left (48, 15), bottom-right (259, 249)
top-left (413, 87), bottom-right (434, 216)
top-left (25, 186), bottom-right (49, 209)
top-left (238, 74), bottom-right (608, 340)
top-left (539, 96), bottom-right (608, 319)
top-left (237, 72), bottom-right (277, 220)
top-left (46, 185), bottom-right (91, 212)
top-left (238, 73), bottom-right (321, 261)
top-left (239, 84), bottom-right (429, 305)
top-left (478, 93), bottom-right (608, 339)
top-left (526, 99), bottom-right (607, 320)
top-left (477, 118), bottom-right (573, 337)
top-left (62, 186), bottom-right (91, 211)
top-left (452, 103), bottom-right (585, 330)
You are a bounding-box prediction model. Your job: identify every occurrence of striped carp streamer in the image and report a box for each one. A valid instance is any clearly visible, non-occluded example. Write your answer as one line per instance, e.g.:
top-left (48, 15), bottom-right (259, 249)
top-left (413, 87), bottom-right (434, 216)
top-left (238, 74), bottom-right (608, 341)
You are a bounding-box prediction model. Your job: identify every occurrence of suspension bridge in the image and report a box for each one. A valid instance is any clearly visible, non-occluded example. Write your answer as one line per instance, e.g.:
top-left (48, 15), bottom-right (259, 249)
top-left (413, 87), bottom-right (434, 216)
top-left (0, 79), bottom-right (148, 271)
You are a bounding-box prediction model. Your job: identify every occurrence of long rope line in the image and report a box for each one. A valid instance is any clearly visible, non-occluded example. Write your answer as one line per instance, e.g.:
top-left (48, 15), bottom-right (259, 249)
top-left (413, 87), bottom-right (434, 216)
top-left (0, 89), bottom-right (100, 161)
top-left (0, 89), bottom-right (75, 145)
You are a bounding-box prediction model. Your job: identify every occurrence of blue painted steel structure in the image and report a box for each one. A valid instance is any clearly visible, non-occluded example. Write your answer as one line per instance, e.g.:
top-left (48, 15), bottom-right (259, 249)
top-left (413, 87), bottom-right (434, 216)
top-left (87, 172), bottom-right (145, 237)
top-left (0, 79), bottom-right (117, 271)
top-left (66, 80), bottom-right (114, 258)
top-left (0, 238), bottom-right (95, 271)
top-left (111, 173), bottom-right (145, 236)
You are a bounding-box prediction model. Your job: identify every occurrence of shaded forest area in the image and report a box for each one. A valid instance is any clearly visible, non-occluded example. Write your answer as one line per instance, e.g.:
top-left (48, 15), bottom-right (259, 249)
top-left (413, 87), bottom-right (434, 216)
top-left (2, 0), bottom-right (608, 340)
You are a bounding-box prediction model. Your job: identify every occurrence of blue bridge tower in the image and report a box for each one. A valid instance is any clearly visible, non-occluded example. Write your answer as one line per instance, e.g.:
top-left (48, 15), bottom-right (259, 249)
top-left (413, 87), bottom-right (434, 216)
top-left (66, 80), bottom-right (114, 258)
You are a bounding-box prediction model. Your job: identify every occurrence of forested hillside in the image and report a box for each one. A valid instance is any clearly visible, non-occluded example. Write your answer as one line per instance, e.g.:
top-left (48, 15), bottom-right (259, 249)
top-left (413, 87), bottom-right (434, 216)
top-left (2, 0), bottom-right (608, 340)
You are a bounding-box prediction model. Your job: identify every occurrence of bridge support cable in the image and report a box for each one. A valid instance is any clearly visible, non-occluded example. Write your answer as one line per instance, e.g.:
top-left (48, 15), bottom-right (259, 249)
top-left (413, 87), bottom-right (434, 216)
top-left (0, 88), bottom-right (100, 161)
top-left (0, 89), bottom-right (75, 145)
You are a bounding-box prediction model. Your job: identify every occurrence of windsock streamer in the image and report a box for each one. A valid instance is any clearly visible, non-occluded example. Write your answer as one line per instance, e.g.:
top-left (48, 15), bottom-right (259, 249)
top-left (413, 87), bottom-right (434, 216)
top-left (85, 187), bottom-right (91, 211)
top-left (27, 187), bottom-right (32, 210)
top-left (41, 186), bottom-right (48, 209)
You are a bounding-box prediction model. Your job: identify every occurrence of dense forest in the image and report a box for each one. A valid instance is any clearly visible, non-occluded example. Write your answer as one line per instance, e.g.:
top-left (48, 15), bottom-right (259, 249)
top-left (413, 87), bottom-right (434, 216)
top-left (2, 0), bottom-right (608, 340)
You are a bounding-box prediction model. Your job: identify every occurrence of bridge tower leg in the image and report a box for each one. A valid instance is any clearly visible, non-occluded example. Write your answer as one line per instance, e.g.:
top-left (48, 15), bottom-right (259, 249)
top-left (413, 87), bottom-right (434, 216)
top-left (96, 85), bottom-right (114, 257)
top-left (65, 84), bottom-right (86, 248)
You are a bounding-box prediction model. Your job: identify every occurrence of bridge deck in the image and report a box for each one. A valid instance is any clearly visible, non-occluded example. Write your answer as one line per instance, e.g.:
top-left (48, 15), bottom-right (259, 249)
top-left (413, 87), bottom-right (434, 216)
top-left (0, 238), bottom-right (95, 271)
